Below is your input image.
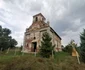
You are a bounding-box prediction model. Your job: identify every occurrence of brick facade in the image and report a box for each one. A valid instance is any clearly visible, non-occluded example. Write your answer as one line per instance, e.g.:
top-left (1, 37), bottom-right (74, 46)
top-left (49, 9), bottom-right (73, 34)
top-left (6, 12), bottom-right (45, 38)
top-left (23, 13), bottom-right (62, 53)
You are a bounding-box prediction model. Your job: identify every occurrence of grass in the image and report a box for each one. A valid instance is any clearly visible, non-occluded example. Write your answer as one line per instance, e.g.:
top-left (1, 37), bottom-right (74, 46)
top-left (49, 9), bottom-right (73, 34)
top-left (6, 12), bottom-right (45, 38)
top-left (0, 50), bottom-right (85, 70)
top-left (54, 52), bottom-right (70, 63)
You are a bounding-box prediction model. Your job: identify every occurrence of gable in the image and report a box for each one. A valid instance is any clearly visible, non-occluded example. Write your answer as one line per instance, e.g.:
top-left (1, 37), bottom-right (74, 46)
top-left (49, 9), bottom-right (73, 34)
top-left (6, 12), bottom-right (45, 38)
top-left (27, 21), bottom-right (49, 32)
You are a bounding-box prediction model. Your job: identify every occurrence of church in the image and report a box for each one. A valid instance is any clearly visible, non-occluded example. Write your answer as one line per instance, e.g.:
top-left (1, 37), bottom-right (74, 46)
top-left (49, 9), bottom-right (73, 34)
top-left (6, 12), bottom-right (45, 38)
top-left (23, 13), bottom-right (62, 53)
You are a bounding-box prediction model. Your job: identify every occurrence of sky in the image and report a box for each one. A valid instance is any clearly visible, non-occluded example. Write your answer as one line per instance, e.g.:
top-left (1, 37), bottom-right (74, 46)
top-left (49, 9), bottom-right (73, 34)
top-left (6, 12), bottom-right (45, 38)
top-left (0, 0), bottom-right (85, 46)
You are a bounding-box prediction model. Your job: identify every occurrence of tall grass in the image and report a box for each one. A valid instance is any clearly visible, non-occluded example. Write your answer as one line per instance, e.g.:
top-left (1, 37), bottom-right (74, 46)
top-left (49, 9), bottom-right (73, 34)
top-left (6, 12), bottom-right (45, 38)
top-left (0, 50), bottom-right (85, 70)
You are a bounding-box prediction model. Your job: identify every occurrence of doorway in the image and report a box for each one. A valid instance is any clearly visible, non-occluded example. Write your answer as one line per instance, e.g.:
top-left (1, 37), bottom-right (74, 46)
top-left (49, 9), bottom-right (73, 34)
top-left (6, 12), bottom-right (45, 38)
top-left (32, 42), bottom-right (37, 52)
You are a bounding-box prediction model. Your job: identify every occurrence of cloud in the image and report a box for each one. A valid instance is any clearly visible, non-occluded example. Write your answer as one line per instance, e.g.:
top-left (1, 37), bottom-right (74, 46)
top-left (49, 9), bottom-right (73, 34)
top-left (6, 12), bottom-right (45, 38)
top-left (0, 0), bottom-right (85, 46)
top-left (30, 1), bottom-right (43, 12)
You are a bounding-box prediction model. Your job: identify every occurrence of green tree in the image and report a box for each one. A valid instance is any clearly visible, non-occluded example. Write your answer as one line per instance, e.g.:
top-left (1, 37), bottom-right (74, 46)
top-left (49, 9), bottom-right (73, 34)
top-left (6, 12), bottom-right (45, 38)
top-left (80, 29), bottom-right (85, 63)
top-left (10, 39), bottom-right (17, 48)
top-left (0, 25), bottom-right (17, 51)
top-left (39, 32), bottom-right (55, 58)
top-left (63, 40), bottom-right (77, 55)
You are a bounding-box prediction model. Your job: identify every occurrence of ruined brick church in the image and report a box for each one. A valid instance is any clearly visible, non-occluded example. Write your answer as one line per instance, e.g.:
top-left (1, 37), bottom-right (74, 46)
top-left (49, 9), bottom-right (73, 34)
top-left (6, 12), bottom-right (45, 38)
top-left (23, 13), bottom-right (62, 53)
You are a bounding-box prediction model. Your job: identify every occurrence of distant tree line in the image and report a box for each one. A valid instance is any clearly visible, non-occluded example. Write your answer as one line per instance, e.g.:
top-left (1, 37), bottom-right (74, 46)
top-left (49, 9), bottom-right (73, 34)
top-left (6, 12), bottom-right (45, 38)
top-left (0, 25), bottom-right (17, 51)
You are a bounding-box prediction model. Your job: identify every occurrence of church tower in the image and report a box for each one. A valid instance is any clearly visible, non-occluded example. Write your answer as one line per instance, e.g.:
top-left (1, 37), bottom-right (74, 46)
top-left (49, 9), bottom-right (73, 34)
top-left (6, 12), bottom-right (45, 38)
top-left (33, 13), bottom-right (46, 22)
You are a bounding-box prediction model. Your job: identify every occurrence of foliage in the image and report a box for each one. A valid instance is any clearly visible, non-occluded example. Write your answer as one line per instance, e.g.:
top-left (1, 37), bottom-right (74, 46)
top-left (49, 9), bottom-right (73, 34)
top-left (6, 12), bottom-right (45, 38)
top-left (61, 45), bottom-right (64, 51)
top-left (63, 44), bottom-right (72, 55)
top-left (39, 32), bottom-right (55, 58)
top-left (80, 29), bottom-right (85, 63)
top-left (0, 25), bottom-right (17, 51)
top-left (63, 40), bottom-right (77, 55)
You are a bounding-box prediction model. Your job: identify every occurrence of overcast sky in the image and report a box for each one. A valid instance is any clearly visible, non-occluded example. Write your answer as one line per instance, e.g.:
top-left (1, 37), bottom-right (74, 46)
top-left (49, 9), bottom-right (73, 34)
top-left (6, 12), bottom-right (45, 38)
top-left (0, 0), bottom-right (85, 46)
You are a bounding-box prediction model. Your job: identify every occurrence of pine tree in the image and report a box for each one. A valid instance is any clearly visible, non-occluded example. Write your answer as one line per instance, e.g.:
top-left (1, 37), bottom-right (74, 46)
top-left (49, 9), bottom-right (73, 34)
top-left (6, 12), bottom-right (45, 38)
top-left (80, 29), bottom-right (85, 63)
top-left (39, 32), bottom-right (55, 58)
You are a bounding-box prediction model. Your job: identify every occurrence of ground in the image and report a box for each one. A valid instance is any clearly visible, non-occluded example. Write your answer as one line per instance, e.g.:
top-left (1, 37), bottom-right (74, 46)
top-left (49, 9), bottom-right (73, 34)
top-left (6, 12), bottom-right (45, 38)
top-left (0, 50), bottom-right (85, 70)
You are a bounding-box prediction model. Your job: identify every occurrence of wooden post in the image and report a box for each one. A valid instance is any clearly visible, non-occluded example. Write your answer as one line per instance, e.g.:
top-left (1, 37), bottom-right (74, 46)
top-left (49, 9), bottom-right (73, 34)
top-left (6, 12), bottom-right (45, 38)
top-left (52, 50), bottom-right (54, 59)
top-left (22, 51), bottom-right (24, 56)
top-left (34, 49), bottom-right (37, 57)
top-left (72, 42), bottom-right (80, 64)
top-left (1, 48), bottom-right (3, 52)
top-left (76, 51), bottom-right (80, 64)
top-left (14, 48), bottom-right (17, 55)
top-left (6, 48), bottom-right (10, 54)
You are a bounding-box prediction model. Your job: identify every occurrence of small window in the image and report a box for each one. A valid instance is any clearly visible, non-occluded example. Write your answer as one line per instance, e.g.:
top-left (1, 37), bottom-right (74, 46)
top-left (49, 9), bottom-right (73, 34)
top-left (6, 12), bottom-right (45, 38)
top-left (26, 33), bottom-right (30, 35)
top-left (35, 17), bottom-right (38, 21)
top-left (27, 44), bottom-right (28, 47)
top-left (34, 37), bottom-right (36, 39)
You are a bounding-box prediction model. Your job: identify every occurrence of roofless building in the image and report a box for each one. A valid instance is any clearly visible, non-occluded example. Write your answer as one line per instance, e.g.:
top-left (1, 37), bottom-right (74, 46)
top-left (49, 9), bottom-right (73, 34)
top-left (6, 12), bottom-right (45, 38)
top-left (23, 13), bottom-right (62, 53)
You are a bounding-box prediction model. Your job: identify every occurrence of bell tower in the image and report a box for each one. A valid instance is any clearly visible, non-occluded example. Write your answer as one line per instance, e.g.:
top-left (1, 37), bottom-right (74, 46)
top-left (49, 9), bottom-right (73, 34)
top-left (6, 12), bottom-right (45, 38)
top-left (33, 13), bottom-right (46, 22)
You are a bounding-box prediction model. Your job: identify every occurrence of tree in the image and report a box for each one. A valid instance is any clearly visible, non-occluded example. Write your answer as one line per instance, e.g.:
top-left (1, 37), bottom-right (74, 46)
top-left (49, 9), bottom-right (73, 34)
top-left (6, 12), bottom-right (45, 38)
top-left (39, 32), bottom-right (55, 58)
top-left (0, 25), bottom-right (17, 51)
top-left (80, 29), bottom-right (85, 63)
top-left (61, 45), bottom-right (64, 51)
top-left (10, 39), bottom-right (17, 48)
top-left (63, 40), bottom-right (77, 55)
